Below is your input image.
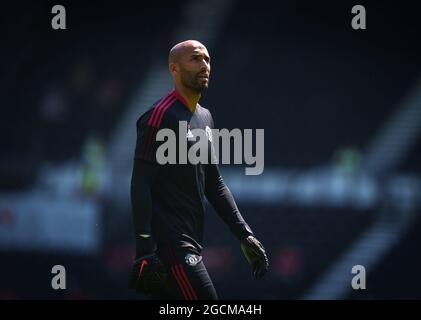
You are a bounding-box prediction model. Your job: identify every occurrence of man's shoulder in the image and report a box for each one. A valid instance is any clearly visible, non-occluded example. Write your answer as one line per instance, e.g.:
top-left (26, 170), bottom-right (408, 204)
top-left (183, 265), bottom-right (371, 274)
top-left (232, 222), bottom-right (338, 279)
top-left (197, 104), bottom-right (214, 126)
top-left (136, 94), bottom-right (178, 129)
top-left (136, 107), bottom-right (154, 128)
top-left (197, 104), bottom-right (211, 115)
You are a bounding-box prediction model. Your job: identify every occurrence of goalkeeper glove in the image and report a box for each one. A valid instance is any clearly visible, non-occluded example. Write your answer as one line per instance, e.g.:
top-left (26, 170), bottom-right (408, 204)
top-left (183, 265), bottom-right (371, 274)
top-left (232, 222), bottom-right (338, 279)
top-left (128, 253), bottom-right (168, 296)
top-left (240, 235), bottom-right (269, 279)
top-left (129, 235), bottom-right (167, 296)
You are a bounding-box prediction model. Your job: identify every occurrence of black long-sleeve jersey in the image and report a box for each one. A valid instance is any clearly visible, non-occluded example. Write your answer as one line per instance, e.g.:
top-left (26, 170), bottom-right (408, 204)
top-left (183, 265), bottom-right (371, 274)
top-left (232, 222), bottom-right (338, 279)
top-left (131, 89), bottom-right (253, 254)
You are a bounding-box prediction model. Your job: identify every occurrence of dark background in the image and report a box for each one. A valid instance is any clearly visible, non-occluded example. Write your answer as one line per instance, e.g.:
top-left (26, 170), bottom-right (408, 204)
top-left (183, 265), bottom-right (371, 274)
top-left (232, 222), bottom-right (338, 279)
top-left (1, 0), bottom-right (420, 299)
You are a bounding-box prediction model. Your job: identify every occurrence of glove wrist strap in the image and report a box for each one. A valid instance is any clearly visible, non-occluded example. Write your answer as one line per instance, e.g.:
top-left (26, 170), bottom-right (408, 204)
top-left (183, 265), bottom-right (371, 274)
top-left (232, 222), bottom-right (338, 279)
top-left (135, 235), bottom-right (155, 258)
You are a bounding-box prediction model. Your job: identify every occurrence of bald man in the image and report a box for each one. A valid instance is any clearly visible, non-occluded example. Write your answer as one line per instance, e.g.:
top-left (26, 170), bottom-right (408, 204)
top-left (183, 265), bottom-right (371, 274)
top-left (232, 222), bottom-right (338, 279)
top-left (128, 40), bottom-right (269, 300)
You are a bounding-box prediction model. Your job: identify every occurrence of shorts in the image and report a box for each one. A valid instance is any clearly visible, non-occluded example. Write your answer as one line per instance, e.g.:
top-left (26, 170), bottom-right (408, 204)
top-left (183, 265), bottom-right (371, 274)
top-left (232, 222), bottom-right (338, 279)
top-left (150, 244), bottom-right (218, 300)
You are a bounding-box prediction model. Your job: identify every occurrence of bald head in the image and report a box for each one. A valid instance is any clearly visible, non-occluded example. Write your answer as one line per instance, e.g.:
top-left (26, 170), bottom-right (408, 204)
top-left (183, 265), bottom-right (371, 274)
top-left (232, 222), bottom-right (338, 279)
top-left (168, 40), bottom-right (207, 64)
top-left (168, 40), bottom-right (211, 93)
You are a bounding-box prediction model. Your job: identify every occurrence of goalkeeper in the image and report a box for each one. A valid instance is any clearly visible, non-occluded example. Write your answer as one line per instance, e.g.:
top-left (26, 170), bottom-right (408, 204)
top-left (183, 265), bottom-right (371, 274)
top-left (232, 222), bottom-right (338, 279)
top-left (128, 40), bottom-right (269, 300)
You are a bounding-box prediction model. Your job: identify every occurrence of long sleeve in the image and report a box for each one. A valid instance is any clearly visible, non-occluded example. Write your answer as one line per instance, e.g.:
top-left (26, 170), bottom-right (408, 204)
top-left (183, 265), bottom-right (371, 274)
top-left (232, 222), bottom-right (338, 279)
top-left (130, 158), bottom-right (160, 236)
top-left (131, 110), bottom-right (163, 257)
top-left (130, 158), bottom-right (161, 257)
top-left (205, 162), bottom-right (254, 241)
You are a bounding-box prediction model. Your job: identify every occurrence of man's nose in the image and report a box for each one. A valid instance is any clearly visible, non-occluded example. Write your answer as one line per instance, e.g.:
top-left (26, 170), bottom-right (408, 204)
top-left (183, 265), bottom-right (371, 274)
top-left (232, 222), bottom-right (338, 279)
top-left (200, 60), bottom-right (209, 70)
top-left (200, 63), bottom-right (209, 73)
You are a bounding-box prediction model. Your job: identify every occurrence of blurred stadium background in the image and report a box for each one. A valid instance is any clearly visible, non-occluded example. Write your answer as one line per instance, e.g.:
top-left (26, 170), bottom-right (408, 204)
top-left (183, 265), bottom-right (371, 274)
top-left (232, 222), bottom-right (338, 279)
top-left (1, 0), bottom-right (420, 299)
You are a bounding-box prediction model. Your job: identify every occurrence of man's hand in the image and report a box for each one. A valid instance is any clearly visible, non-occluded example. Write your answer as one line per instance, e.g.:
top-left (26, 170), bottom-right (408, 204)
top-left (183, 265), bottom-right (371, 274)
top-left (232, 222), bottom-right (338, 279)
top-left (240, 236), bottom-right (269, 279)
top-left (128, 253), bottom-right (168, 296)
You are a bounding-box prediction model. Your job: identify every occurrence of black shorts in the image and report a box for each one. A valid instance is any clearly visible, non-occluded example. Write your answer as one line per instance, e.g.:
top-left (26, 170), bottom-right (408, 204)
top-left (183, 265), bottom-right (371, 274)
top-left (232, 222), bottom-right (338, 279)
top-left (151, 244), bottom-right (218, 300)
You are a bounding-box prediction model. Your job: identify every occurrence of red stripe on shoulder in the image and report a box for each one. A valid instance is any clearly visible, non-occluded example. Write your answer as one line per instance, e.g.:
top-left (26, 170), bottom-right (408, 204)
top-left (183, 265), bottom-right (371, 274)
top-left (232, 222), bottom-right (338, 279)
top-left (153, 97), bottom-right (176, 128)
top-left (148, 92), bottom-right (175, 126)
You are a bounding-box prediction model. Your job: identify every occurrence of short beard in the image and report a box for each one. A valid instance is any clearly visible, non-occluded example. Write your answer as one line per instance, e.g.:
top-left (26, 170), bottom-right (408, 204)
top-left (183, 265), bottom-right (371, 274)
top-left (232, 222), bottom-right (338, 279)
top-left (180, 68), bottom-right (208, 93)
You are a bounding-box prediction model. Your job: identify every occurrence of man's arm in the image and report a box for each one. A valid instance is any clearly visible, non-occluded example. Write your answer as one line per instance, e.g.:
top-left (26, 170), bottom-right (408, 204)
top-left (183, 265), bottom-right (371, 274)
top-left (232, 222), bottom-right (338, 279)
top-left (204, 110), bottom-right (254, 240)
top-left (204, 110), bottom-right (269, 278)
top-left (129, 158), bottom-right (168, 294)
top-left (205, 162), bottom-right (269, 279)
top-left (131, 109), bottom-right (167, 256)
top-left (130, 158), bottom-right (160, 258)
top-left (205, 162), bottom-right (254, 240)
top-left (129, 113), bottom-right (168, 295)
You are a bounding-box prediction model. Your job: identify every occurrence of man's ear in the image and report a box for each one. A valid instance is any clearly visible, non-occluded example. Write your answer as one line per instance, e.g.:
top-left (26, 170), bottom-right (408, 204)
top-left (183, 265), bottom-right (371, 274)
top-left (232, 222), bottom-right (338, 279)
top-left (169, 62), bottom-right (178, 76)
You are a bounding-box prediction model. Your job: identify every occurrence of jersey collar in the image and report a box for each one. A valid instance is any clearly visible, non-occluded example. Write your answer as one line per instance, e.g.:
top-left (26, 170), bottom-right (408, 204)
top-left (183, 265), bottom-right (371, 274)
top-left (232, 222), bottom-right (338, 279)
top-left (173, 89), bottom-right (196, 113)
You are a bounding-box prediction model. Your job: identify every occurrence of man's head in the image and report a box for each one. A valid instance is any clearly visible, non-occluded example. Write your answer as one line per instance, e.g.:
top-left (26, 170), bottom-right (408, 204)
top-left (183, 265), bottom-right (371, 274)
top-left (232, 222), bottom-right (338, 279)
top-left (168, 40), bottom-right (211, 93)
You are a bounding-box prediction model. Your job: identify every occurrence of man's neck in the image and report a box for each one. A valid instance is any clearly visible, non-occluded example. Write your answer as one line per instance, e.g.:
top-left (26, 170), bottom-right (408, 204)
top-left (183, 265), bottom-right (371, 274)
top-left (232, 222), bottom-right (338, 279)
top-left (174, 85), bottom-right (200, 113)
